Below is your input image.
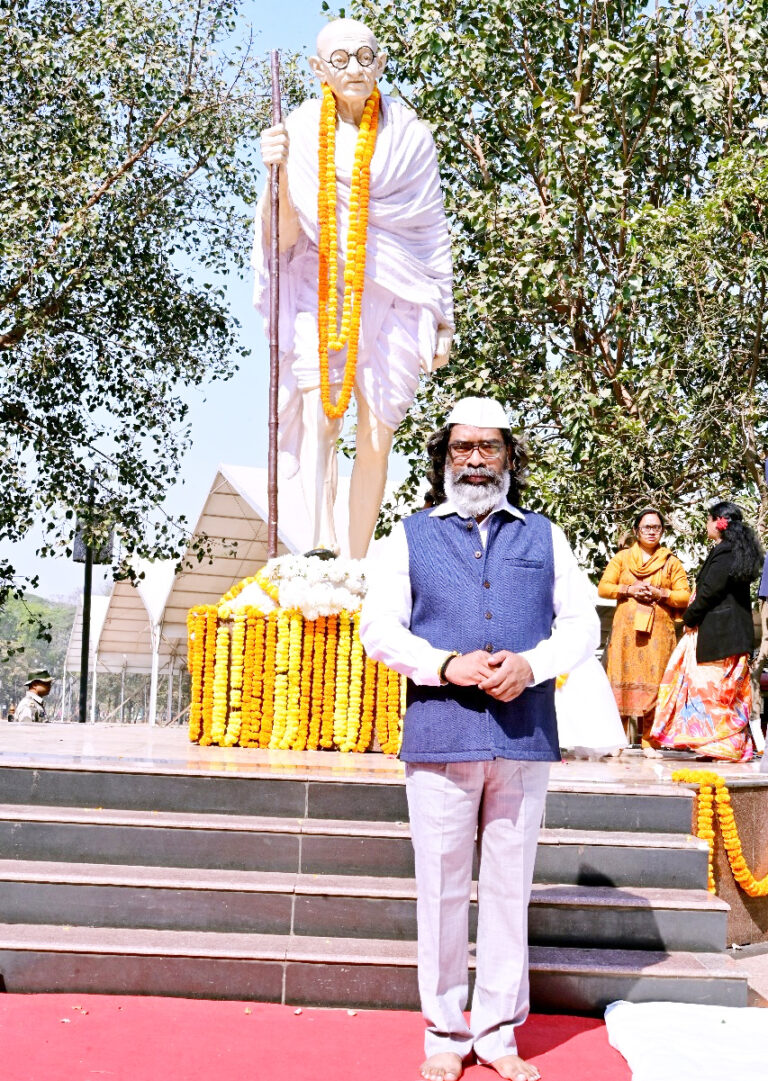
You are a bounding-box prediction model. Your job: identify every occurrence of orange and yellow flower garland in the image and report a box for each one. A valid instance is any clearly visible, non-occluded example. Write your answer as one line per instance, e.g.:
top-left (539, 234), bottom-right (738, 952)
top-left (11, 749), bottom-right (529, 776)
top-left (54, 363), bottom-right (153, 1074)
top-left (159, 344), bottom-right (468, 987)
top-left (259, 612), bottom-right (278, 749)
top-left (239, 613), bottom-right (261, 746)
top-left (199, 608), bottom-right (218, 745)
top-left (210, 619), bottom-right (231, 745)
top-left (308, 615), bottom-right (326, 751)
top-left (673, 769), bottom-right (768, 897)
top-left (186, 590), bottom-right (406, 754)
top-left (317, 83), bottom-right (380, 420)
top-left (321, 614), bottom-right (338, 749)
top-left (295, 617), bottom-right (315, 751)
top-left (223, 611), bottom-right (246, 747)
top-left (186, 606), bottom-right (207, 742)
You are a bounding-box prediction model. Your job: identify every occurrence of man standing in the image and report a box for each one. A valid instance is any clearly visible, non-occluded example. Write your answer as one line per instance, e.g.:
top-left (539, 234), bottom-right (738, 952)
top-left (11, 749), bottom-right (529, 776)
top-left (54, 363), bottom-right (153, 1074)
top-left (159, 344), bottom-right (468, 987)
top-left (255, 18), bottom-right (453, 558)
top-left (360, 397), bottom-right (599, 1081)
top-left (14, 670), bottom-right (55, 723)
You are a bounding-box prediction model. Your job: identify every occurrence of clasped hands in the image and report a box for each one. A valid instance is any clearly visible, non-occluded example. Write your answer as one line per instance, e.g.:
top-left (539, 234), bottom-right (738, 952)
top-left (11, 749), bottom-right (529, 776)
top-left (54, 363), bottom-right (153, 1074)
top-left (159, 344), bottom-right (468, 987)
top-left (627, 582), bottom-right (665, 603)
top-left (444, 651), bottom-right (533, 703)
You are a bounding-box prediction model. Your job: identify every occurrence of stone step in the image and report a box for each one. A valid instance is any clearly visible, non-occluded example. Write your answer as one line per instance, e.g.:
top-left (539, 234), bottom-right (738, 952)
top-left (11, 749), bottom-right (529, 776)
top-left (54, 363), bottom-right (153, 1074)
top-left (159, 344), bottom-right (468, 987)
top-left (0, 860), bottom-right (729, 953)
top-left (0, 923), bottom-right (747, 1011)
top-left (0, 805), bottom-right (709, 889)
top-left (0, 764), bottom-right (695, 833)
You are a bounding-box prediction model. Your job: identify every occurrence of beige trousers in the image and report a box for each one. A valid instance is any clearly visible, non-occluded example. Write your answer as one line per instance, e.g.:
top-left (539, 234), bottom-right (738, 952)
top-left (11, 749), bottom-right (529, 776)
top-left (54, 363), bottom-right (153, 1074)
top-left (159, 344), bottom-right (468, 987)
top-left (405, 758), bottom-right (550, 1063)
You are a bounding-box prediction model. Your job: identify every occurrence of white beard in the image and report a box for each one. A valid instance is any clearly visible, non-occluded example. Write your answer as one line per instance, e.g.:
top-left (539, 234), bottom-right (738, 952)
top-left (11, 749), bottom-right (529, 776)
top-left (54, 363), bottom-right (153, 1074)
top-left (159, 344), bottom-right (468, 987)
top-left (444, 466), bottom-right (510, 519)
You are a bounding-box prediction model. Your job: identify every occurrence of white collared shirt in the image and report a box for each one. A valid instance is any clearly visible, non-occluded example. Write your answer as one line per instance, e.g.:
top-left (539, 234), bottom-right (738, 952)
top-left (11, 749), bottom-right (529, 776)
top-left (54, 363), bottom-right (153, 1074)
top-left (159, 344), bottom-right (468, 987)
top-left (360, 493), bottom-right (600, 686)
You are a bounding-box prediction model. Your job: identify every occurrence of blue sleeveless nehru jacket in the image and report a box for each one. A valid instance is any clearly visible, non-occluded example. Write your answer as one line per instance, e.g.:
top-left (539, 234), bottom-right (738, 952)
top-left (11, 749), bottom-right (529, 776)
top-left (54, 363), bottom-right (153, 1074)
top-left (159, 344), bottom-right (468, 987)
top-left (401, 506), bottom-right (559, 763)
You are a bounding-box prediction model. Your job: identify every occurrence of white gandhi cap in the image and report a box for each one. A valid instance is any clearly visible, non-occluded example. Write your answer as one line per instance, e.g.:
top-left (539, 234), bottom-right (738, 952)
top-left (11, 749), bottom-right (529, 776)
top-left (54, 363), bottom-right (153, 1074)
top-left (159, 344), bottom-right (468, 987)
top-left (446, 396), bottom-right (510, 430)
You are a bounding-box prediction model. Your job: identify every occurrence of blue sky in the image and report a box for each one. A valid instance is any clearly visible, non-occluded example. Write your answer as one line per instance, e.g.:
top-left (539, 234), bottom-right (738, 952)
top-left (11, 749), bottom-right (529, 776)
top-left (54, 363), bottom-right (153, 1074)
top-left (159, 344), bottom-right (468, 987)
top-left (7, 0), bottom-right (408, 600)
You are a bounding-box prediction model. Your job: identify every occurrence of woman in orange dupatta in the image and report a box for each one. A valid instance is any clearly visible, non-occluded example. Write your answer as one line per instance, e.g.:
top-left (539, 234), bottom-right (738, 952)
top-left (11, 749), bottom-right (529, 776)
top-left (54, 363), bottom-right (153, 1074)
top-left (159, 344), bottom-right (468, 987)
top-left (598, 509), bottom-right (690, 753)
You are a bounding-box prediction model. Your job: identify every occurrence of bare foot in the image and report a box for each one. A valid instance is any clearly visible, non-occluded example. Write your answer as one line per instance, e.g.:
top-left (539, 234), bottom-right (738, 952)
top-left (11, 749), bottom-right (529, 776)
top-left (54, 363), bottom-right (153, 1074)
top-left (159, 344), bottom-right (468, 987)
top-left (489, 1053), bottom-right (541, 1080)
top-left (420, 1052), bottom-right (464, 1081)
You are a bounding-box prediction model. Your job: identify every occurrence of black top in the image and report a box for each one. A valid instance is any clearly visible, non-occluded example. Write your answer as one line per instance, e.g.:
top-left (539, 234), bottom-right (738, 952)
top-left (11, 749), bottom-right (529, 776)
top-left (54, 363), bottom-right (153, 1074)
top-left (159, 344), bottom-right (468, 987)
top-left (683, 539), bottom-right (754, 662)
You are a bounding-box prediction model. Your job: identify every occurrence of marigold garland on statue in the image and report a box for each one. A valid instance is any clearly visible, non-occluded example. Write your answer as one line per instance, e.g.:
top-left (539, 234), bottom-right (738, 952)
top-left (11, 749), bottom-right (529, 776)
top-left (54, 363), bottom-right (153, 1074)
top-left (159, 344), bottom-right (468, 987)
top-left (308, 614), bottom-right (326, 751)
top-left (187, 607), bottom-right (206, 742)
top-left (317, 83), bottom-right (380, 421)
top-left (270, 609), bottom-right (291, 749)
top-left (223, 611), bottom-right (247, 747)
top-left (280, 610), bottom-right (304, 750)
top-left (210, 621), bottom-right (230, 745)
top-left (673, 769), bottom-right (768, 897)
top-left (199, 608), bottom-right (218, 745)
top-left (295, 617), bottom-right (315, 751)
top-left (333, 610), bottom-right (352, 748)
top-left (259, 612), bottom-right (278, 749)
top-left (239, 613), bottom-right (261, 746)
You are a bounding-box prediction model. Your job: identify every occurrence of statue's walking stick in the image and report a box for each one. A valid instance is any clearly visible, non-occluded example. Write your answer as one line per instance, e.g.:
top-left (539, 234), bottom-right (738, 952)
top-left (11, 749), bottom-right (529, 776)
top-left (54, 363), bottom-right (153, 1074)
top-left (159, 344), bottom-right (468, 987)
top-left (267, 49), bottom-right (281, 560)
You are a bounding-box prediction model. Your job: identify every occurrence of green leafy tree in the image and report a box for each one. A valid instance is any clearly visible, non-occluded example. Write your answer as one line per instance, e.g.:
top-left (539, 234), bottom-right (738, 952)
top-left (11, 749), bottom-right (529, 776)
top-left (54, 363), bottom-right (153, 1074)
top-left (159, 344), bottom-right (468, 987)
top-left (346, 0), bottom-right (768, 570)
top-left (0, 0), bottom-right (305, 616)
top-left (0, 594), bottom-right (75, 713)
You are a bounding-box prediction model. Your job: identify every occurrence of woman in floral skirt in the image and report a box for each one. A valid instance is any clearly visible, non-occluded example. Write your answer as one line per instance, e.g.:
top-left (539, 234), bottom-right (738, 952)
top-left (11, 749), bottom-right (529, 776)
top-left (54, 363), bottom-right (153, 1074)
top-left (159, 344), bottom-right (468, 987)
top-left (652, 501), bottom-right (764, 761)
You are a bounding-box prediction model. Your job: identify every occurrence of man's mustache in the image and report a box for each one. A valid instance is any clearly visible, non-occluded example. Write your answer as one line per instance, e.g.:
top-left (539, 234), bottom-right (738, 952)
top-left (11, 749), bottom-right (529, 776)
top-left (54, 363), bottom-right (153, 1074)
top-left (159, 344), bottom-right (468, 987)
top-left (454, 465), bottom-right (502, 485)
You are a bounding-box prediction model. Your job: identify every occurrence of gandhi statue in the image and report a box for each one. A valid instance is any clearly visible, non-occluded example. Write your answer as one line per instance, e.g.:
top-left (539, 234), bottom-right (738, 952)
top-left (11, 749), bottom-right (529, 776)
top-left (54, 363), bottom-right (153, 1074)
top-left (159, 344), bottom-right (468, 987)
top-left (254, 18), bottom-right (454, 558)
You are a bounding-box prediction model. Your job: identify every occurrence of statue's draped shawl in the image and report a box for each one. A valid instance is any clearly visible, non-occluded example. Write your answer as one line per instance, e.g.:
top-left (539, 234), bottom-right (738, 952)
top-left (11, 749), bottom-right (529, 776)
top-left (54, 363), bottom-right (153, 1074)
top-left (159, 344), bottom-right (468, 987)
top-left (252, 94), bottom-right (454, 478)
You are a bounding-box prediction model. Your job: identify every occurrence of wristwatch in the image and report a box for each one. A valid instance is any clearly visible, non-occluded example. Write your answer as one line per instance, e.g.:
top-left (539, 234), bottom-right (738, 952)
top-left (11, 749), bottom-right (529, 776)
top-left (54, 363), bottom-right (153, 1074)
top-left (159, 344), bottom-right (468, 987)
top-left (439, 651), bottom-right (460, 685)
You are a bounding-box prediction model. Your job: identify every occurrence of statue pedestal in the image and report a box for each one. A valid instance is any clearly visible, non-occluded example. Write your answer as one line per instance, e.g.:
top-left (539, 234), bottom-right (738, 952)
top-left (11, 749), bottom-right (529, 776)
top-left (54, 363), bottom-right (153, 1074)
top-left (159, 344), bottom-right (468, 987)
top-left (186, 556), bottom-right (403, 753)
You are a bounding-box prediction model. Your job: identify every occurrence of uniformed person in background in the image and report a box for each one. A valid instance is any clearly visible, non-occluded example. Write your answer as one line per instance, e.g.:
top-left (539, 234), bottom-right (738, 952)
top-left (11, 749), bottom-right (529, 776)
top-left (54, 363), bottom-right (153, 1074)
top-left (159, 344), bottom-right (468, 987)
top-left (14, 670), bottom-right (55, 722)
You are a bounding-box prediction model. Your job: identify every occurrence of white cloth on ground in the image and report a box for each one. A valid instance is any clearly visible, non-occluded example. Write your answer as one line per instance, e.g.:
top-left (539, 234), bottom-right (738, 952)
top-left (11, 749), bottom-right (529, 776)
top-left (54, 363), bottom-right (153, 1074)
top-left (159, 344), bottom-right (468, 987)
top-left (406, 759), bottom-right (550, 1061)
top-left (605, 1000), bottom-right (768, 1081)
top-left (360, 492), bottom-right (600, 687)
top-left (556, 655), bottom-right (628, 757)
top-left (251, 95), bottom-right (454, 478)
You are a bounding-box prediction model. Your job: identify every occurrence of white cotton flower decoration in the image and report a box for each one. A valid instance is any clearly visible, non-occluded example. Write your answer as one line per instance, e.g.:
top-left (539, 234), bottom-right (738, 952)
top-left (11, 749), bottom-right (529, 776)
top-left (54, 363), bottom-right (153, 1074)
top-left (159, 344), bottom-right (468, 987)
top-left (233, 554), bottom-right (369, 620)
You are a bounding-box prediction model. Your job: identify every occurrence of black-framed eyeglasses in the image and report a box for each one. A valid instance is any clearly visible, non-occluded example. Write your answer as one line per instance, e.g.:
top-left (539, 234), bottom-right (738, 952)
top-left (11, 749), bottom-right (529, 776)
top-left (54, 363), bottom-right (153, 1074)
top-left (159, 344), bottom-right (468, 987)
top-left (638, 525), bottom-right (663, 533)
top-left (321, 46), bottom-right (377, 70)
top-left (448, 440), bottom-right (505, 463)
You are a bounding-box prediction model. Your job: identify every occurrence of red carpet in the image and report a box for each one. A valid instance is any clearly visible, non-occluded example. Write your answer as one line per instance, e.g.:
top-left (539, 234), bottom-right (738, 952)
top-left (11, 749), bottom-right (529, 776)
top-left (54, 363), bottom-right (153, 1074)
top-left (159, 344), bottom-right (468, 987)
top-left (0, 995), bottom-right (630, 1081)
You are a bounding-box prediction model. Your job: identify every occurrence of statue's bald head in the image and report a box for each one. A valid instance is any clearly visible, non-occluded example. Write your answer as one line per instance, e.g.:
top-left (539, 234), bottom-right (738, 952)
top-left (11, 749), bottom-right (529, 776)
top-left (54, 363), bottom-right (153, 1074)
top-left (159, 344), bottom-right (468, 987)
top-left (316, 18), bottom-right (378, 56)
top-left (310, 18), bottom-right (387, 115)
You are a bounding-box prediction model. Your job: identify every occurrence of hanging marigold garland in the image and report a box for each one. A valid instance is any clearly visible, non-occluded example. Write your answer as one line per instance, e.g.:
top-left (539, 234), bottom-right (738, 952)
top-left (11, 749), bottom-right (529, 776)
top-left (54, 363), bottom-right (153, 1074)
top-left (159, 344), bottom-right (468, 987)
top-left (321, 614), bottom-right (338, 749)
top-left (295, 616), bottom-right (315, 751)
top-left (210, 617), bottom-right (231, 745)
top-left (223, 611), bottom-right (247, 747)
top-left (308, 614), bottom-right (326, 751)
top-left (333, 610), bottom-right (352, 747)
top-left (673, 769), bottom-right (768, 897)
top-left (186, 606), bottom-right (206, 742)
top-left (341, 612), bottom-right (365, 751)
top-left (199, 608), bottom-right (218, 746)
top-left (239, 613), bottom-right (261, 747)
top-left (356, 654), bottom-right (377, 753)
top-left (317, 83), bottom-right (380, 420)
top-left (259, 612), bottom-right (278, 749)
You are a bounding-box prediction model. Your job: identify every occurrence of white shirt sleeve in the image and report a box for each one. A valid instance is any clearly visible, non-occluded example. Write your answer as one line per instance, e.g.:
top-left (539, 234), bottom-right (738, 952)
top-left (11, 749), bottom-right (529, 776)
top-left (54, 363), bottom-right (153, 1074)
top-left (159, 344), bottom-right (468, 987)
top-left (519, 523), bottom-right (601, 684)
top-left (359, 522), bottom-right (448, 686)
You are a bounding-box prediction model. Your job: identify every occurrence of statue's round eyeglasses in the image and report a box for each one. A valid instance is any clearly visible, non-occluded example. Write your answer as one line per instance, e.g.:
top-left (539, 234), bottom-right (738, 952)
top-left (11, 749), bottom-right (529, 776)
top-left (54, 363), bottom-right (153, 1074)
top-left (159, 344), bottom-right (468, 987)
top-left (448, 440), bottom-right (505, 462)
top-left (322, 46), bottom-right (377, 70)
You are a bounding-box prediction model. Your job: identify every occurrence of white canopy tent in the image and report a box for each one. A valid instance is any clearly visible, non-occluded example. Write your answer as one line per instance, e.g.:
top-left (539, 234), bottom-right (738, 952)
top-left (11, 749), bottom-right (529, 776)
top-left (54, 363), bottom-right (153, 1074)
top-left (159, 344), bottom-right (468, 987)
top-left (65, 464), bottom-right (350, 725)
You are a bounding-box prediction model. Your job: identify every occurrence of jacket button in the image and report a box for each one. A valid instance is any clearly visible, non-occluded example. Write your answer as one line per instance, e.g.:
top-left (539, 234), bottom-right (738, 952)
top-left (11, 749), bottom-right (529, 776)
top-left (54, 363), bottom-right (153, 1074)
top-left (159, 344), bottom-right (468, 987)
top-left (466, 522), bottom-right (473, 531)
top-left (485, 643), bottom-right (493, 652)
top-left (474, 550), bottom-right (482, 558)
top-left (484, 580), bottom-right (490, 588)
top-left (485, 611), bottom-right (492, 619)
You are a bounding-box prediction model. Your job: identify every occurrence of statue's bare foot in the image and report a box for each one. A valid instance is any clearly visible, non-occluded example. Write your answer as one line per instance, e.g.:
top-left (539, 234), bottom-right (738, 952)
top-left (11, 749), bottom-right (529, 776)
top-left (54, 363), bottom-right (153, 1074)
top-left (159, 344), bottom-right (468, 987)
top-left (420, 1052), bottom-right (464, 1081)
top-left (489, 1053), bottom-right (541, 1080)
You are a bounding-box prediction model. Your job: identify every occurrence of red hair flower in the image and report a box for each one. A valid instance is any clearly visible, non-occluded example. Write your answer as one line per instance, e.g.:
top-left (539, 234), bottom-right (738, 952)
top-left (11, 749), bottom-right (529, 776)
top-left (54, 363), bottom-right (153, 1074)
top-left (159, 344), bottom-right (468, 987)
top-left (714, 517), bottom-right (728, 531)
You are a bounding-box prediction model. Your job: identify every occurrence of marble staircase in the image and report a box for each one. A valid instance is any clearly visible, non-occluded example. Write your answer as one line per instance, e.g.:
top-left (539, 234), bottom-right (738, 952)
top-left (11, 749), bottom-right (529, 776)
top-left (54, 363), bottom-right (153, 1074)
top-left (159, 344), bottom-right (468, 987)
top-left (0, 757), bottom-right (748, 1011)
